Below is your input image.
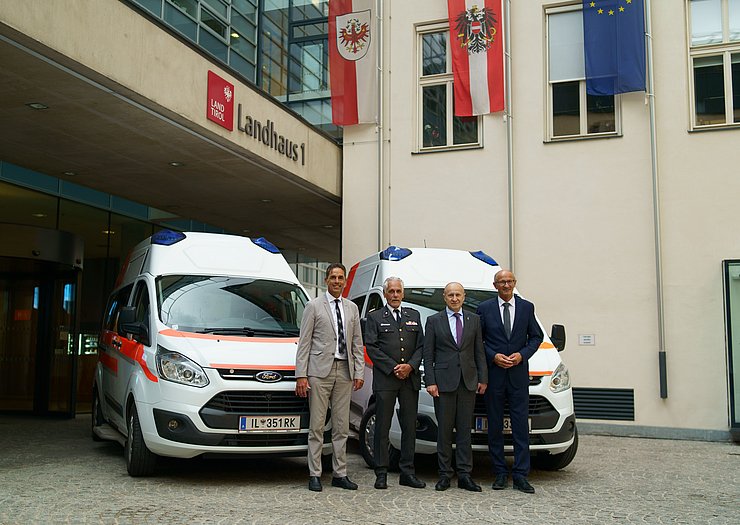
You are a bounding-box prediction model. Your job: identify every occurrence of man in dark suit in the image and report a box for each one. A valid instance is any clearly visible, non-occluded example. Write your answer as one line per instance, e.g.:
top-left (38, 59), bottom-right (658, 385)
top-left (295, 263), bottom-right (365, 492)
top-left (365, 277), bottom-right (426, 490)
top-left (423, 282), bottom-right (488, 492)
top-left (477, 270), bottom-right (543, 494)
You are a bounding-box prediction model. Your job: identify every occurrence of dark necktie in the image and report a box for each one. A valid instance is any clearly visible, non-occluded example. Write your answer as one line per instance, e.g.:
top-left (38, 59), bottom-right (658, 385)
top-left (454, 312), bottom-right (463, 346)
top-left (503, 302), bottom-right (511, 339)
top-left (393, 308), bottom-right (401, 324)
top-left (334, 299), bottom-right (346, 357)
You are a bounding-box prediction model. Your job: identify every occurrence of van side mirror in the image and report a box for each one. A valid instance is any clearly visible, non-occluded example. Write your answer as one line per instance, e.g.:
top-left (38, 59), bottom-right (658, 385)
top-left (119, 306), bottom-right (151, 346)
top-left (550, 324), bottom-right (566, 352)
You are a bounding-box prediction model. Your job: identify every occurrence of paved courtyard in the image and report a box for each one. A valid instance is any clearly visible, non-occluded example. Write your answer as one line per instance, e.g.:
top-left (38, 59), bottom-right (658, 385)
top-left (0, 416), bottom-right (737, 524)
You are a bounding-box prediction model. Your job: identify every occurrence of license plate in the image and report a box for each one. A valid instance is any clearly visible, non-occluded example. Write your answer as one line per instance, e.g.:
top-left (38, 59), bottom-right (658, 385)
top-left (238, 415), bottom-right (300, 432)
top-left (473, 416), bottom-right (531, 434)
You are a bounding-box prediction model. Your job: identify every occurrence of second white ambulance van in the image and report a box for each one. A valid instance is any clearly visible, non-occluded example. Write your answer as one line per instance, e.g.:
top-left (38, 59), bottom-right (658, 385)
top-left (345, 246), bottom-right (577, 471)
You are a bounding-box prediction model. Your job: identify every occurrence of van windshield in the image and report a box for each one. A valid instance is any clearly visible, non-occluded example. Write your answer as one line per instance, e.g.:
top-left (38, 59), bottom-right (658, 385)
top-left (402, 288), bottom-right (498, 320)
top-left (156, 275), bottom-right (308, 336)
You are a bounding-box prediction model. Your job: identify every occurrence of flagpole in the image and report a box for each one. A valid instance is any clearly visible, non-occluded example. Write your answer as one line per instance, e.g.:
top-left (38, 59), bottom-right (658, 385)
top-left (644, 0), bottom-right (667, 398)
top-left (504, 0), bottom-right (514, 271)
top-left (376, 0), bottom-right (384, 252)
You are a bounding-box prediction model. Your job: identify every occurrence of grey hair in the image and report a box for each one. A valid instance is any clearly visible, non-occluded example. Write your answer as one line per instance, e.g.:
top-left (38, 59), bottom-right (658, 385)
top-left (383, 276), bottom-right (404, 293)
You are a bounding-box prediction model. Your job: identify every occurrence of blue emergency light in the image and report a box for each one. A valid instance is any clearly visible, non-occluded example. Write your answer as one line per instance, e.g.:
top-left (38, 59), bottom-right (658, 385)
top-left (251, 237), bottom-right (281, 254)
top-left (380, 246), bottom-right (412, 261)
top-left (469, 250), bottom-right (498, 266)
top-left (151, 230), bottom-right (186, 246)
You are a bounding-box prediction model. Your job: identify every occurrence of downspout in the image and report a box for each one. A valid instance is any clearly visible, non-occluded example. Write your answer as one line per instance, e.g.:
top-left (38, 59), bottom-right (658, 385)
top-left (377, 0), bottom-right (384, 251)
top-left (504, 0), bottom-right (514, 270)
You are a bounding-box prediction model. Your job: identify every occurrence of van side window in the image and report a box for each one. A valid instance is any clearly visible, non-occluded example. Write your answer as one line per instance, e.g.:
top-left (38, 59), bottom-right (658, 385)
top-left (366, 293), bottom-right (384, 314)
top-left (103, 285), bottom-right (132, 333)
top-left (352, 295), bottom-right (367, 315)
top-left (130, 281), bottom-right (151, 334)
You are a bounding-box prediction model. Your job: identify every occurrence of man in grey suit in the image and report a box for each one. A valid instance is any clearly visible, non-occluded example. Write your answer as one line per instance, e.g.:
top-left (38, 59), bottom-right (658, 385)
top-left (364, 277), bottom-right (426, 490)
top-left (423, 282), bottom-right (488, 492)
top-left (295, 263), bottom-right (365, 492)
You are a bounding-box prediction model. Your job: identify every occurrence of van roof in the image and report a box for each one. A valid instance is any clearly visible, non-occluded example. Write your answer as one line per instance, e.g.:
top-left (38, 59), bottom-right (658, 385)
top-left (360, 247), bottom-right (502, 291)
top-left (120, 232), bottom-right (299, 285)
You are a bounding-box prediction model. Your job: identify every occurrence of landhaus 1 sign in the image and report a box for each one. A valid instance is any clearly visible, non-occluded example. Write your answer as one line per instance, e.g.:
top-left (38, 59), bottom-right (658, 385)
top-left (206, 70), bottom-right (234, 131)
top-left (206, 71), bottom-right (307, 165)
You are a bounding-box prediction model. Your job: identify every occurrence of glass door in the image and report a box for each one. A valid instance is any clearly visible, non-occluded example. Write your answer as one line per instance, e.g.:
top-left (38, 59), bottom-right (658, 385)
top-left (723, 260), bottom-right (740, 440)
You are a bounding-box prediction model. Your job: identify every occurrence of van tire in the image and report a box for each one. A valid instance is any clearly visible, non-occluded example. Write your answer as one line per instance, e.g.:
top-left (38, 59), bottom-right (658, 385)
top-left (359, 403), bottom-right (400, 471)
top-left (91, 386), bottom-right (104, 442)
top-left (533, 428), bottom-right (578, 471)
top-left (125, 403), bottom-right (156, 476)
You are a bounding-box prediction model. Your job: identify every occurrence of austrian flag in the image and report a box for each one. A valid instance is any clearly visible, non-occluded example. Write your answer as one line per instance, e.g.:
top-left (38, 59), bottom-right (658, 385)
top-left (329, 0), bottom-right (377, 126)
top-left (447, 0), bottom-right (505, 116)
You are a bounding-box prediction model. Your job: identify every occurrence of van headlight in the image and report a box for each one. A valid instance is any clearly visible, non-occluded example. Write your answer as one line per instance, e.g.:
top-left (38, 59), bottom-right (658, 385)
top-left (156, 347), bottom-right (209, 387)
top-left (549, 362), bottom-right (571, 393)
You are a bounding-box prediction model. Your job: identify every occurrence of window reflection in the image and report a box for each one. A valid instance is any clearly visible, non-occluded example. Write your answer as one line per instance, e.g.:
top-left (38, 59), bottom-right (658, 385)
top-left (694, 55), bottom-right (726, 125)
top-left (423, 85), bottom-right (447, 147)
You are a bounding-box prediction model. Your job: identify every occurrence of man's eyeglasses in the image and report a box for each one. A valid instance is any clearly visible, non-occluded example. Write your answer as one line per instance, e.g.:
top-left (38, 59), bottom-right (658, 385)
top-left (494, 280), bottom-right (516, 286)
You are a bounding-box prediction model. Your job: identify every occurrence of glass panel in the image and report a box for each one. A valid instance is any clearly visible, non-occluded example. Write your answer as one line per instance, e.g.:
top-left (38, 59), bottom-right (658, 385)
top-left (287, 99), bottom-right (340, 139)
top-left (0, 181), bottom-right (57, 229)
top-left (169, 0), bottom-right (197, 18)
top-left (404, 288), bottom-right (497, 315)
top-left (164, 3), bottom-right (198, 40)
top-left (48, 277), bottom-right (76, 413)
top-left (691, 0), bottom-right (723, 46)
top-left (202, 0), bottom-right (227, 18)
top-left (230, 48), bottom-right (256, 80)
top-left (291, 0), bottom-right (328, 21)
top-left (133, 0), bottom-right (163, 16)
top-left (552, 81), bottom-right (581, 136)
top-left (694, 55), bottom-right (726, 125)
top-left (289, 41), bottom-right (327, 94)
top-left (232, 0), bottom-right (257, 18)
top-left (293, 22), bottom-right (328, 39)
top-left (586, 94), bottom-right (616, 133)
top-left (724, 261), bottom-right (740, 430)
top-left (201, 7), bottom-right (227, 38)
top-left (422, 84), bottom-right (447, 147)
top-left (733, 53), bottom-right (740, 122)
top-left (549, 10), bottom-right (585, 81)
top-left (231, 12), bottom-right (255, 40)
top-left (200, 28), bottom-right (229, 60)
top-left (231, 31), bottom-right (256, 60)
top-left (732, 0), bottom-right (740, 41)
top-left (422, 32), bottom-right (447, 76)
top-left (260, 2), bottom-right (290, 97)
top-left (452, 98), bottom-right (478, 145)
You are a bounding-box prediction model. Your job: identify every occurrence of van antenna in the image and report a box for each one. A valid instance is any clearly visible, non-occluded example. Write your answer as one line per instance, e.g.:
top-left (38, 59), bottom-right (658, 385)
top-left (423, 239), bottom-right (427, 248)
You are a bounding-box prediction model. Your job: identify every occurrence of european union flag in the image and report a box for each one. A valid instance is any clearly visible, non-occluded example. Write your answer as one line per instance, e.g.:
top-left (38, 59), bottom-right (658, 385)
top-left (582, 0), bottom-right (646, 95)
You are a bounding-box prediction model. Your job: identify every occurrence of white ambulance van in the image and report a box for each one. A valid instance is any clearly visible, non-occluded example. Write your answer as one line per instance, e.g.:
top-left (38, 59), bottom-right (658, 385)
top-left (345, 247), bottom-right (577, 471)
top-left (92, 231), bottom-right (317, 476)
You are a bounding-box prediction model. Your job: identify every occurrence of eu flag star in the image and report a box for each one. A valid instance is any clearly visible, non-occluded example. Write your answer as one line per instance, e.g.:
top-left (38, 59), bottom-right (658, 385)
top-left (590, 1), bottom-right (595, 6)
top-left (619, 6), bottom-right (625, 11)
top-left (608, 9), bottom-right (614, 15)
top-left (597, 8), bottom-right (603, 14)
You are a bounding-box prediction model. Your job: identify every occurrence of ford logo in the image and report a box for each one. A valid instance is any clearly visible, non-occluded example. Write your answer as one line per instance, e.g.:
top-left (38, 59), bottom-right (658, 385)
top-left (255, 371), bottom-right (282, 383)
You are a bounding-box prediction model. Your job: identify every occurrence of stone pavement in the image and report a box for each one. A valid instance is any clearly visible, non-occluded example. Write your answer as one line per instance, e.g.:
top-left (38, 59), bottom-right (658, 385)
top-left (0, 416), bottom-right (737, 524)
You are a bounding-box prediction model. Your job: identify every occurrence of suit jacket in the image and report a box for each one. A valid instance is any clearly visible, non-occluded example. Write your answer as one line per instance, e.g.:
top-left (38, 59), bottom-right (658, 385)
top-left (295, 294), bottom-right (364, 381)
top-left (365, 305), bottom-right (424, 391)
top-left (477, 295), bottom-right (543, 389)
top-left (422, 309), bottom-right (488, 392)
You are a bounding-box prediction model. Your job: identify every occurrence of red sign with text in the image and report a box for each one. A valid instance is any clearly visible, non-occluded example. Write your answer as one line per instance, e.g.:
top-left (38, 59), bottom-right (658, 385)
top-left (207, 70), bottom-right (234, 131)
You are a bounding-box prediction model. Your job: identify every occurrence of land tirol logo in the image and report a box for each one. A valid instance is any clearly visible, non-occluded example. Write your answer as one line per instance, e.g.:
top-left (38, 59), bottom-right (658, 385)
top-left (206, 70), bottom-right (234, 131)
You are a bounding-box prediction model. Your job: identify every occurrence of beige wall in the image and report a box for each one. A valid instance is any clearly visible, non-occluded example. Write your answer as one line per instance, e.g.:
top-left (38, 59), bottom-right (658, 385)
top-left (0, 0), bottom-right (341, 197)
top-left (343, 0), bottom-right (739, 434)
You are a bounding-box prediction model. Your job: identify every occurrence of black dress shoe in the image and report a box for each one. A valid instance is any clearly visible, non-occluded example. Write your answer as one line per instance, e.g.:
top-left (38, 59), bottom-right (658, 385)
top-left (308, 476), bottom-right (322, 492)
top-left (374, 473), bottom-right (388, 489)
top-left (513, 477), bottom-right (535, 494)
top-left (458, 475), bottom-right (482, 492)
top-left (435, 477), bottom-right (451, 491)
top-left (399, 474), bottom-right (426, 488)
top-left (331, 476), bottom-right (358, 490)
top-left (492, 473), bottom-right (508, 490)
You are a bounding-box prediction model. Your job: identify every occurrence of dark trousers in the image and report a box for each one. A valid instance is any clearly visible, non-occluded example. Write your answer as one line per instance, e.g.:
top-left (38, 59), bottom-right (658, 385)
top-left (374, 383), bottom-right (419, 475)
top-left (434, 387), bottom-right (476, 477)
top-left (484, 377), bottom-right (530, 478)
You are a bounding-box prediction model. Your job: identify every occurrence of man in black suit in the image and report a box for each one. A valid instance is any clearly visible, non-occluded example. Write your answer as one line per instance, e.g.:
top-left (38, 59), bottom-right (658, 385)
top-left (477, 270), bottom-right (543, 494)
top-left (423, 282), bottom-right (488, 492)
top-left (364, 277), bottom-right (426, 490)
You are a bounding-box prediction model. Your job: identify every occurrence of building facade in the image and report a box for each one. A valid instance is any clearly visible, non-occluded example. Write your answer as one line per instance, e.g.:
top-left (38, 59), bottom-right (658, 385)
top-left (343, 0), bottom-right (740, 440)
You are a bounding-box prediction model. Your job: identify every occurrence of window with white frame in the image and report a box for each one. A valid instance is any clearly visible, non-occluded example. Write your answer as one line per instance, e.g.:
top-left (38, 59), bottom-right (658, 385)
top-left (546, 5), bottom-right (619, 140)
top-left (689, 0), bottom-right (740, 127)
top-left (417, 23), bottom-right (480, 151)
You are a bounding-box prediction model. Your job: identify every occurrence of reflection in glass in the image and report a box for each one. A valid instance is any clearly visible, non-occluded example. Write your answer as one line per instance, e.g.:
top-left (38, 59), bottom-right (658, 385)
top-left (423, 85), bottom-right (447, 147)
top-left (170, 0), bottom-right (198, 18)
top-left (732, 0), bottom-right (740, 41)
top-left (694, 55), bottom-right (726, 125)
top-left (290, 41), bottom-right (327, 94)
top-left (0, 181), bottom-right (57, 229)
top-left (404, 288), bottom-right (497, 319)
top-left (201, 7), bottom-right (227, 38)
top-left (453, 97), bottom-right (478, 145)
top-left (552, 81), bottom-right (580, 136)
top-left (422, 32), bottom-right (447, 76)
top-left (733, 54), bottom-right (740, 121)
top-left (587, 94), bottom-right (615, 133)
top-left (200, 27), bottom-right (228, 60)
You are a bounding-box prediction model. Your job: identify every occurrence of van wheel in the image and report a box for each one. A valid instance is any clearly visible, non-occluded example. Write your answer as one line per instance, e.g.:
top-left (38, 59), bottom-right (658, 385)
top-left (359, 403), bottom-right (400, 471)
top-left (91, 386), bottom-right (104, 442)
top-left (125, 403), bottom-right (156, 476)
top-left (533, 428), bottom-right (578, 471)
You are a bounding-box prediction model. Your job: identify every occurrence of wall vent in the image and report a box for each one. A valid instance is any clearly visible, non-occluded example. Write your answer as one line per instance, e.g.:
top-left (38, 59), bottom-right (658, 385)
top-left (573, 387), bottom-right (635, 421)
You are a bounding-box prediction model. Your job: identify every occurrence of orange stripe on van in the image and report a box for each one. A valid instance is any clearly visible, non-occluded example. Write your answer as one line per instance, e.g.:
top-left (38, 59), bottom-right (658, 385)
top-left (539, 342), bottom-right (555, 349)
top-left (363, 346), bottom-right (374, 367)
top-left (342, 263), bottom-right (359, 298)
top-left (159, 328), bottom-right (299, 344)
top-left (529, 370), bottom-right (553, 376)
top-left (209, 364), bottom-right (295, 370)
